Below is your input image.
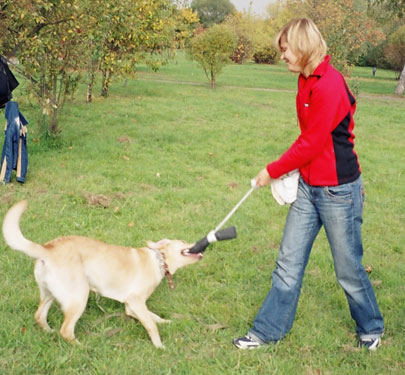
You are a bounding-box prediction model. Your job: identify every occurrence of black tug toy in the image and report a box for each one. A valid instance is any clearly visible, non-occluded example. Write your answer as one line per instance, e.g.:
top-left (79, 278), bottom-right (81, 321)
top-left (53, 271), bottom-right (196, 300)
top-left (188, 180), bottom-right (258, 254)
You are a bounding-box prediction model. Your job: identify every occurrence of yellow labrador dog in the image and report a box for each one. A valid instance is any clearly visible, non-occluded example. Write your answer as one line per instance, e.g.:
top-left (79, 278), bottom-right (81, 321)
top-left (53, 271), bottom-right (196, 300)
top-left (2, 200), bottom-right (202, 348)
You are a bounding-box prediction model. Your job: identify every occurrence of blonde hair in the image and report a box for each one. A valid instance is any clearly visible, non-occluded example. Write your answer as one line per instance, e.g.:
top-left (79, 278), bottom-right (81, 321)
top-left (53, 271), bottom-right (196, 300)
top-left (275, 18), bottom-right (327, 77)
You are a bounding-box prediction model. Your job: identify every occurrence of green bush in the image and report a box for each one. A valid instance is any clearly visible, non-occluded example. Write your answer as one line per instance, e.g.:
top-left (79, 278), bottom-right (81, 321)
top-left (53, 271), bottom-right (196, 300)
top-left (187, 24), bottom-right (237, 88)
top-left (253, 45), bottom-right (280, 64)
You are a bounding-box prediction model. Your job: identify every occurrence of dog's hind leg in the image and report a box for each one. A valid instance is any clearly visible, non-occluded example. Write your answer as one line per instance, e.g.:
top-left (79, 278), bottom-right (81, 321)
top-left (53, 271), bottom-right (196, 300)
top-left (125, 297), bottom-right (164, 348)
top-left (34, 261), bottom-right (55, 332)
top-left (59, 297), bottom-right (88, 342)
top-left (34, 290), bottom-right (54, 332)
top-left (56, 278), bottom-right (90, 343)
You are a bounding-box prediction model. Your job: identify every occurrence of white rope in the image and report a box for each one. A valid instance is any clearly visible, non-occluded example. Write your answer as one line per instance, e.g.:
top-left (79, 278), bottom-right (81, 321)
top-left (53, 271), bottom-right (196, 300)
top-left (214, 182), bottom-right (256, 232)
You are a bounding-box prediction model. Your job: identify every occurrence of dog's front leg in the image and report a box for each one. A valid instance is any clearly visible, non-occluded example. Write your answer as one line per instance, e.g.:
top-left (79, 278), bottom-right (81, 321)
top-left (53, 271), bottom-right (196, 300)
top-left (125, 298), bottom-right (164, 349)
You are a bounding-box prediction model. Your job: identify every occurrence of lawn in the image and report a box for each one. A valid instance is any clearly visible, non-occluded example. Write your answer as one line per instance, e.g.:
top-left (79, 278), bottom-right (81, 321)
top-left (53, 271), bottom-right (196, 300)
top-left (0, 53), bottom-right (404, 375)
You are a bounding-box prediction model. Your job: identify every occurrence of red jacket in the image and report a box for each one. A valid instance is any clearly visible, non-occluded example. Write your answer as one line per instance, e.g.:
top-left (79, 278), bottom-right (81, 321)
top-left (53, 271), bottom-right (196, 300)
top-left (266, 55), bottom-right (360, 186)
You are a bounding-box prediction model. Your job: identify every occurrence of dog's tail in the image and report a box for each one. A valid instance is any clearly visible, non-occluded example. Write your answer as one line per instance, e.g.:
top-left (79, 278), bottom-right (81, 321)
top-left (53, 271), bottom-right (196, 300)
top-left (2, 200), bottom-right (49, 259)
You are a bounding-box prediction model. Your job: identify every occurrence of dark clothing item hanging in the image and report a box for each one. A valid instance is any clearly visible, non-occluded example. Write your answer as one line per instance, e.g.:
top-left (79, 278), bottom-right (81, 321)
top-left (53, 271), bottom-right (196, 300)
top-left (0, 56), bottom-right (19, 108)
top-left (1, 101), bottom-right (28, 183)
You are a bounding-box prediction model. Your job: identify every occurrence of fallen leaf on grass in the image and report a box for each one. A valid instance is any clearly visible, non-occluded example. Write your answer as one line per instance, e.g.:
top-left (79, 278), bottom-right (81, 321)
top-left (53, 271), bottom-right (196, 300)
top-left (305, 368), bottom-right (322, 375)
top-left (206, 323), bottom-right (227, 331)
top-left (122, 155), bottom-right (130, 160)
top-left (85, 194), bottom-right (111, 208)
top-left (228, 181), bottom-right (238, 189)
top-left (372, 280), bottom-right (383, 287)
top-left (117, 136), bottom-right (130, 143)
top-left (365, 265), bottom-right (373, 273)
top-left (140, 184), bottom-right (155, 191)
top-left (251, 246), bottom-right (261, 254)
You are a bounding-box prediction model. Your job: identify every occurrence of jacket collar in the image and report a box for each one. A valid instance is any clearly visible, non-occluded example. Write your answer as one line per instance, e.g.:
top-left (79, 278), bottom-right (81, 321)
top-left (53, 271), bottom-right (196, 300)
top-left (310, 55), bottom-right (331, 78)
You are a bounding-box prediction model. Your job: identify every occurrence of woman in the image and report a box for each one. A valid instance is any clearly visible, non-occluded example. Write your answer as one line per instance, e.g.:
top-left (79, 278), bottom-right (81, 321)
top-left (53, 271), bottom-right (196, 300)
top-left (233, 18), bottom-right (384, 351)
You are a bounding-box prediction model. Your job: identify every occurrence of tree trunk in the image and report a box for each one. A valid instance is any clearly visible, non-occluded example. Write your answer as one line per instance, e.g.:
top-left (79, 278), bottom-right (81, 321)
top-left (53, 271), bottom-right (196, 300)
top-left (210, 69), bottom-right (215, 89)
top-left (395, 64), bottom-right (405, 95)
top-left (49, 75), bottom-right (61, 134)
top-left (101, 69), bottom-right (109, 97)
top-left (49, 107), bottom-right (61, 134)
top-left (86, 58), bottom-right (98, 103)
top-left (87, 70), bottom-right (95, 103)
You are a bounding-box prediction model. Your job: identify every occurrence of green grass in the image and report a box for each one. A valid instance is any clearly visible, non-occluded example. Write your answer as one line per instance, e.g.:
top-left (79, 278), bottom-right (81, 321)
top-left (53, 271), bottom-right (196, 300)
top-left (0, 53), bottom-right (404, 375)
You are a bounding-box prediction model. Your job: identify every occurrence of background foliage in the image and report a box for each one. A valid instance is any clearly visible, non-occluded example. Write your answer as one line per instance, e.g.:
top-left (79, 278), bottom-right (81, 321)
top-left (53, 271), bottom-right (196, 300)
top-left (1, 0), bottom-right (404, 136)
top-left (191, 0), bottom-right (235, 27)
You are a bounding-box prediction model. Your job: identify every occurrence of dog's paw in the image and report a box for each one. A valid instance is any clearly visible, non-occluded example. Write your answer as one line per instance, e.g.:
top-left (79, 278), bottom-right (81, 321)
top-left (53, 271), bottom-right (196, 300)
top-left (72, 338), bottom-right (82, 345)
top-left (151, 338), bottom-right (165, 349)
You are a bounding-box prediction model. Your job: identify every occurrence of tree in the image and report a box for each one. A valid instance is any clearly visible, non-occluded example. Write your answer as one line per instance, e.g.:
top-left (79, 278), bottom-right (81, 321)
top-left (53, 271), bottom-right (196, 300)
top-left (173, 7), bottom-right (200, 49)
top-left (94, 0), bottom-right (177, 98)
top-left (224, 12), bottom-right (279, 65)
top-left (191, 0), bottom-right (235, 27)
top-left (225, 12), bottom-right (257, 64)
top-left (385, 25), bottom-right (405, 71)
top-left (265, 1), bottom-right (385, 74)
top-left (188, 24), bottom-right (237, 88)
top-left (305, 0), bottom-right (385, 74)
top-left (0, 0), bottom-right (84, 135)
top-left (386, 25), bottom-right (405, 94)
top-left (265, 0), bottom-right (306, 36)
top-left (369, 0), bottom-right (405, 17)
top-left (0, 0), bottom-right (180, 134)
top-left (368, 0), bottom-right (405, 94)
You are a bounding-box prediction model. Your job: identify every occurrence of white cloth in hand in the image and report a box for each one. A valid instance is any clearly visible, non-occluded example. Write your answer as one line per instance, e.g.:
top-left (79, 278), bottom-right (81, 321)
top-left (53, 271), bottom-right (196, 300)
top-left (270, 169), bottom-right (300, 205)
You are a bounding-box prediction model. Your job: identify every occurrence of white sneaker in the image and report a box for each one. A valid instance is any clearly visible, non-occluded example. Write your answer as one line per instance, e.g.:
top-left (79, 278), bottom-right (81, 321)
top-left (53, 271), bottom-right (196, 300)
top-left (233, 334), bottom-right (265, 349)
top-left (358, 337), bottom-right (381, 351)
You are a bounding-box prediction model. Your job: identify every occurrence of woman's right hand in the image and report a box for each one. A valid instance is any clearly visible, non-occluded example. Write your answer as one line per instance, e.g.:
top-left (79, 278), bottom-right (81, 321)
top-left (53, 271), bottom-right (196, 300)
top-left (255, 168), bottom-right (271, 187)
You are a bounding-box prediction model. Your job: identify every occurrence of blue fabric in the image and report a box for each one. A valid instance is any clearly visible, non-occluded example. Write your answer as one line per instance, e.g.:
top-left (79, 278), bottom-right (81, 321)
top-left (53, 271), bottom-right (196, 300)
top-left (249, 176), bottom-right (384, 342)
top-left (0, 101), bottom-right (28, 183)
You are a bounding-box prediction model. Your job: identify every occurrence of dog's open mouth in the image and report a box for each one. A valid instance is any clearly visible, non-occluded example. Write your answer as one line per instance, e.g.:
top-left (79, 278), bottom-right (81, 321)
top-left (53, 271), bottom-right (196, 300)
top-left (182, 249), bottom-right (203, 260)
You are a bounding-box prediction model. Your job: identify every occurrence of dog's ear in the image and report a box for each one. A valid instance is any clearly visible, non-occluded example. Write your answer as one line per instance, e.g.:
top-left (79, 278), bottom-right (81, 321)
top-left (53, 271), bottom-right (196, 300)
top-left (147, 239), bottom-right (170, 250)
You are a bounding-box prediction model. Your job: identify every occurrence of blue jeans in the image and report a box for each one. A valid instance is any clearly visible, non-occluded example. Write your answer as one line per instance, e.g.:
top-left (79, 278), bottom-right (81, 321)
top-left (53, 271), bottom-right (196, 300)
top-left (249, 176), bottom-right (384, 343)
